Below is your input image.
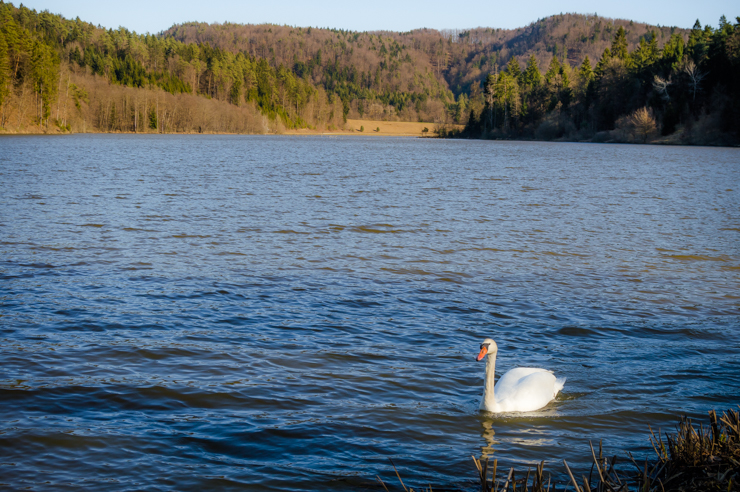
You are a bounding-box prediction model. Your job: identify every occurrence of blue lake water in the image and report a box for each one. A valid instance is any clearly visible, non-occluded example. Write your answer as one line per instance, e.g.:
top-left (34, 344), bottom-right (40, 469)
top-left (1, 135), bottom-right (739, 491)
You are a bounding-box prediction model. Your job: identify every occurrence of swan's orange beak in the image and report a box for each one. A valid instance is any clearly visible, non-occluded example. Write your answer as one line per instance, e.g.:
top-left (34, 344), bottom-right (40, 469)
top-left (476, 346), bottom-right (488, 361)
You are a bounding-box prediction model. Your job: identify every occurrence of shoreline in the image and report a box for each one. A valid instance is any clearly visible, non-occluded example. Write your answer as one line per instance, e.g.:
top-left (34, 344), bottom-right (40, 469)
top-left (0, 130), bottom-right (435, 137)
top-left (0, 119), bottom-right (462, 138)
top-left (3, 131), bottom-right (737, 147)
top-left (2, 125), bottom-right (738, 147)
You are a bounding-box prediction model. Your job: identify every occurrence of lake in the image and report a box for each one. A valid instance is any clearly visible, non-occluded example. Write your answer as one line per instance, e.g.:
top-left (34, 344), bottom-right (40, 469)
top-left (1, 135), bottom-right (739, 491)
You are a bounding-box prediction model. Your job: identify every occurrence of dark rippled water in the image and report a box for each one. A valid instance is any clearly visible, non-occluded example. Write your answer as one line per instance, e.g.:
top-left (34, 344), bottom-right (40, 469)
top-left (1, 135), bottom-right (739, 491)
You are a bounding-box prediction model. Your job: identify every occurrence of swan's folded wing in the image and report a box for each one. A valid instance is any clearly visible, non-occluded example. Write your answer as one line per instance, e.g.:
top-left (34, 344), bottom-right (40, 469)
top-left (495, 368), bottom-right (557, 412)
top-left (495, 367), bottom-right (552, 391)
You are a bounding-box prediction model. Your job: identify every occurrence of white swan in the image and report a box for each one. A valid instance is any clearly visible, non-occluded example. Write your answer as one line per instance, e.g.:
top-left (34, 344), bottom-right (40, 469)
top-left (477, 338), bottom-right (565, 413)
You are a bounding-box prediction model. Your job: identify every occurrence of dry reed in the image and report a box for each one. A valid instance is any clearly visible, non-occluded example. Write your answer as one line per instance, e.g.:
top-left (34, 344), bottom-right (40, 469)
top-left (376, 408), bottom-right (739, 492)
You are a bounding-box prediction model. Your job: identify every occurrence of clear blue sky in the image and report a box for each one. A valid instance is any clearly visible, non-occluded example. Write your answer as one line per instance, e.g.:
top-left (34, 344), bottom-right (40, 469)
top-left (15, 0), bottom-right (737, 34)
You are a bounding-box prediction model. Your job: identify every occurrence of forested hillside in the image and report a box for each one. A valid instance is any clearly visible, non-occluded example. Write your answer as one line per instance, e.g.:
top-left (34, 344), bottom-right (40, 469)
top-left (0, 1), bottom-right (345, 134)
top-left (0, 1), bottom-right (738, 143)
top-left (163, 23), bottom-right (455, 122)
top-left (161, 15), bottom-right (691, 123)
top-left (163, 14), bottom-right (740, 144)
top-left (458, 17), bottom-right (740, 144)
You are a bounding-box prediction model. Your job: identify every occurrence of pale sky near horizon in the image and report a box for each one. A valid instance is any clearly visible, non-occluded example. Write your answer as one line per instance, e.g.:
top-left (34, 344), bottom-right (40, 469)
top-left (13, 0), bottom-right (737, 35)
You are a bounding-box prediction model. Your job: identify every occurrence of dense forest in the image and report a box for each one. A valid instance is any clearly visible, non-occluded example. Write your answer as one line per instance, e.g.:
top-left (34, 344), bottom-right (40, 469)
top-left (0, 1), bottom-right (738, 143)
top-left (458, 17), bottom-right (740, 145)
top-left (0, 1), bottom-right (345, 133)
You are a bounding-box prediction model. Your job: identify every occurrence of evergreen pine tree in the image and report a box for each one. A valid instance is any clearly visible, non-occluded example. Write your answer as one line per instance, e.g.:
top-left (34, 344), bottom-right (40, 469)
top-left (559, 62), bottom-right (573, 107)
top-left (660, 33), bottom-right (685, 72)
top-left (545, 55), bottom-right (560, 84)
top-left (611, 26), bottom-right (629, 60)
top-left (1, 8), bottom-right (21, 80)
top-left (595, 48), bottom-right (611, 76)
top-left (523, 54), bottom-right (542, 87)
top-left (648, 31), bottom-right (659, 63)
top-left (229, 78), bottom-right (242, 106)
top-left (148, 106), bottom-right (157, 129)
top-left (454, 92), bottom-right (467, 123)
top-left (688, 19), bottom-right (710, 63)
top-left (559, 63), bottom-right (571, 88)
top-left (506, 56), bottom-right (522, 81)
top-left (0, 31), bottom-right (10, 120)
top-left (579, 56), bottom-right (593, 80)
top-left (30, 40), bottom-right (59, 126)
top-left (578, 56), bottom-right (594, 87)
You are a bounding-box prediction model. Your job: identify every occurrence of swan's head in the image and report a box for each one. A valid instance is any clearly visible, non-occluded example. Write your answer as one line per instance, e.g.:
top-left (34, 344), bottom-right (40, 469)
top-left (476, 339), bottom-right (497, 361)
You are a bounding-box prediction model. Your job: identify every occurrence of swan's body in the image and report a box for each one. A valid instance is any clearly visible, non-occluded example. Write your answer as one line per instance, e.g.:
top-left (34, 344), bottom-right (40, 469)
top-left (477, 339), bottom-right (565, 413)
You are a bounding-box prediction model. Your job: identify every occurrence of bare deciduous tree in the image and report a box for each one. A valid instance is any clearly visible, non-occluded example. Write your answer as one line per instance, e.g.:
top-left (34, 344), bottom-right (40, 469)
top-left (681, 58), bottom-right (706, 101)
top-left (628, 107), bottom-right (657, 143)
top-left (652, 75), bottom-right (671, 100)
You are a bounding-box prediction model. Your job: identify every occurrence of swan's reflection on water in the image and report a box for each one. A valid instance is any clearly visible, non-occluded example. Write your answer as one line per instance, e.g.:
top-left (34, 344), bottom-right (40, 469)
top-left (478, 417), bottom-right (559, 461)
top-left (479, 419), bottom-right (498, 460)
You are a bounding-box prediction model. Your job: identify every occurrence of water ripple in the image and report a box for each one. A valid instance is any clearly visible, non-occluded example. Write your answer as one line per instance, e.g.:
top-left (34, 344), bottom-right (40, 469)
top-left (0, 135), bottom-right (739, 491)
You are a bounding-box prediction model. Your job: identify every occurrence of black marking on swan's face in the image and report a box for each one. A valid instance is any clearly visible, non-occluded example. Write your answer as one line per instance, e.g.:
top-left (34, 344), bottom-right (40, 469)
top-left (477, 339), bottom-right (498, 361)
top-left (477, 342), bottom-right (493, 361)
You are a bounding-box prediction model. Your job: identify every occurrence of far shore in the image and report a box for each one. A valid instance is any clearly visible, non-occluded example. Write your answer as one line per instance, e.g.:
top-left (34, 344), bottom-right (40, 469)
top-left (3, 122), bottom-right (736, 147)
top-left (0, 119), bottom-right (463, 138)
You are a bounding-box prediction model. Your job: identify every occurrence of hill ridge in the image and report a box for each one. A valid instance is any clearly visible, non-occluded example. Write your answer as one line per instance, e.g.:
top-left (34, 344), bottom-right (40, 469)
top-left (0, 2), bottom-right (737, 144)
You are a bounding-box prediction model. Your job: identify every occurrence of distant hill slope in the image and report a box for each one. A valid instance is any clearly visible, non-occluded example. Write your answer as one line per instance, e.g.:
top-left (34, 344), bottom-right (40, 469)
top-left (441, 14), bottom-right (690, 93)
top-left (1, 2), bottom-right (737, 144)
top-left (162, 14), bottom-right (690, 97)
top-left (162, 14), bottom-right (739, 144)
top-left (162, 22), bottom-right (456, 121)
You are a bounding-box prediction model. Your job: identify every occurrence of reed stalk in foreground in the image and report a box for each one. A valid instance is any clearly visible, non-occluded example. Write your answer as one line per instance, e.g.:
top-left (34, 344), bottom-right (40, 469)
top-left (376, 408), bottom-right (739, 492)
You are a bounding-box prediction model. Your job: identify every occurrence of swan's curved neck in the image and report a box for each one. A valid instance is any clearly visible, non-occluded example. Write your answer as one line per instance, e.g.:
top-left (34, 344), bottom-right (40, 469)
top-left (483, 351), bottom-right (497, 407)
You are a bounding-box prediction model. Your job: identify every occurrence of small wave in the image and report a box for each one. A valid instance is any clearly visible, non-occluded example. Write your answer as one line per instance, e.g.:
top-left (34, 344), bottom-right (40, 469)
top-left (541, 250), bottom-right (590, 257)
top-left (350, 224), bottom-right (404, 234)
top-left (556, 326), bottom-right (604, 337)
top-left (19, 262), bottom-right (56, 269)
top-left (490, 311), bottom-right (516, 319)
top-left (666, 254), bottom-right (730, 262)
top-left (439, 305), bottom-right (484, 314)
top-left (336, 299), bottom-right (383, 309)
top-left (380, 267), bottom-right (432, 276)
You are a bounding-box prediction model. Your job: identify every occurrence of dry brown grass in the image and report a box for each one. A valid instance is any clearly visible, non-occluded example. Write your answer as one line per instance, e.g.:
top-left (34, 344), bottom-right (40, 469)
top-left (284, 119), bottom-right (463, 137)
top-left (347, 119), bottom-right (440, 136)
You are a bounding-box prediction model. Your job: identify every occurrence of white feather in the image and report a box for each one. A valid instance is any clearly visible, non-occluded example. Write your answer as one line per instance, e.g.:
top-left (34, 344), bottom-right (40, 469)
top-left (478, 338), bottom-right (565, 413)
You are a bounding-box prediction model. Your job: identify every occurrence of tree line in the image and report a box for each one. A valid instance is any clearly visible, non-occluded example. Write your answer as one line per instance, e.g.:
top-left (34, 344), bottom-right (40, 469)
top-left (162, 14), bottom-right (698, 126)
top-left (0, 1), bottom-right (737, 143)
top-left (455, 18), bottom-right (740, 144)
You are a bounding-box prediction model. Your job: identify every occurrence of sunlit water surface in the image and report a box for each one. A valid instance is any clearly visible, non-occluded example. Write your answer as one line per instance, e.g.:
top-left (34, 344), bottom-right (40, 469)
top-left (1, 135), bottom-right (739, 491)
